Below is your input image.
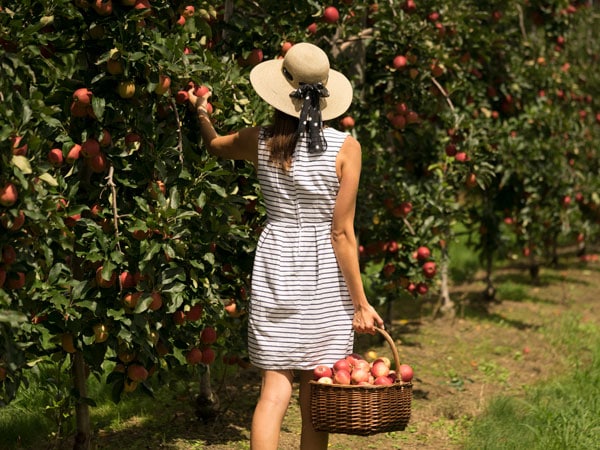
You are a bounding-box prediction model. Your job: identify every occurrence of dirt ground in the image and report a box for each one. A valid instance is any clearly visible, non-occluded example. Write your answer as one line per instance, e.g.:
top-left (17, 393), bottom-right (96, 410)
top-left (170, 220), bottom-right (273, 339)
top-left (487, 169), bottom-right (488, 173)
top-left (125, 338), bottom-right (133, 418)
top-left (33, 250), bottom-right (600, 450)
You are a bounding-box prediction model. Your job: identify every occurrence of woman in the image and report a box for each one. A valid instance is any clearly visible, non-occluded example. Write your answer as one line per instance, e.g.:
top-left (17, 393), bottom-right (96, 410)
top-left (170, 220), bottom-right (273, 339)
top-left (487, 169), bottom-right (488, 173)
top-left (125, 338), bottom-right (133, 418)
top-left (188, 42), bottom-right (384, 450)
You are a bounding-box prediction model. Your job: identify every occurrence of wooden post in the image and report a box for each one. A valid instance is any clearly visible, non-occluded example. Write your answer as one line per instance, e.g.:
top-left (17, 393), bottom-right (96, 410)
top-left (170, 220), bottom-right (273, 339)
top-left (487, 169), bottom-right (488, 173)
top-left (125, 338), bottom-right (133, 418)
top-left (72, 352), bottom-right (91, 450)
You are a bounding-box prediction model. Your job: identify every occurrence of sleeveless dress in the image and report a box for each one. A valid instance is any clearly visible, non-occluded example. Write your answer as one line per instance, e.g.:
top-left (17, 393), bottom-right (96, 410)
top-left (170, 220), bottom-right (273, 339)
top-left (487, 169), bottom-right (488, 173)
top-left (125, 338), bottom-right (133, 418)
top-left (247, 127), bottom-right (355, 370)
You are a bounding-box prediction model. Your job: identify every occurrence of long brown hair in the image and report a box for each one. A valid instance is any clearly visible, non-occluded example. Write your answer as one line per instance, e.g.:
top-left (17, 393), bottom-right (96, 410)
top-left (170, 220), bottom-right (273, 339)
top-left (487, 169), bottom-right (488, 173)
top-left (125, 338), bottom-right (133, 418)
top-left (265, 109), bottom-right (299, 171)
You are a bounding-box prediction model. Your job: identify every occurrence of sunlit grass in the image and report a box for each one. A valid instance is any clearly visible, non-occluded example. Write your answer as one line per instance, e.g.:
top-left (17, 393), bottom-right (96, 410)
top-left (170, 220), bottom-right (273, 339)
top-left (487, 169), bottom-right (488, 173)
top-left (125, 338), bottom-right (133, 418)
top-left (462, 321), bottom-right (600, 450)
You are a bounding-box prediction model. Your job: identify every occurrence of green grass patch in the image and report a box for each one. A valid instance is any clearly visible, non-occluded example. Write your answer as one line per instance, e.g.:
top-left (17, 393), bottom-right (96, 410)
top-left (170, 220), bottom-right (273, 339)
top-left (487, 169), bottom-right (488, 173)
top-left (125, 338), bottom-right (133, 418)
top-left (448, 227), bottom-right (480, 284)
top-left (462, 333), bottom-right (600, 449)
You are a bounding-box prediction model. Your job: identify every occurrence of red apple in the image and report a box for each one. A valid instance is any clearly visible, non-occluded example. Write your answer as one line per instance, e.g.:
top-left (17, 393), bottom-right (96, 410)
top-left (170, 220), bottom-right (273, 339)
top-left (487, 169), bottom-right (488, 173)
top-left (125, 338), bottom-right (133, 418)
top-left (66, 143), bottom-right (82, 163)
top-left (187, 304), bottom-right (203, 322)
top-left (333, 369), bottom-right (351, 385)
top-left (123, 292), bottom-right (141, 310)
top-left (398, 364), bottom-right (414, 382)
top-left (333, 358), bottom-right (351, 373)
top-left (455, 151), bottom-right (468, 162)
top-left (175, 90), bottom-right (189, 104)
top-left (149, 292), bottom-right (162, 311)
top-left (194, 85), bottom-right (210, 98)
top-left (416, 246), bottom-right (431, 260)
top-left (323, 6), bottom-right (339, 23)
top-left (416, 282), bottom-right (429, 295)
top-left (11, 136), bottom-right (28, 156)
top-left (201, 347), bottom-right (216, 365)
top-left (5, 272), bottom-right (25, 290)
top-left (371, 360), bottom-right (391, 378)
top-left (353, 359), bottom-right (371, 372)
top-left (1, 245), bottom-right (16, 265)
top-left (73, 87), bottom-right (92, 105)
top-left (87, 152), bottom-right (108, 173)
top-left (48, 148), bottom-right (64, 167)
top-left (200, 326), bottom-right (217, 344)
top-left (119, 271), bottom-right (136, 289)
top-left (382, 263), bottom-right (396, 278)
top-left (155, 75), bottom-right (171, 95)
top-left (314, 365), bottom-right (333, 380)
top-left (95, 266), bottom-right (116, 288)
top-left (182, 5), bottom-right (195, 17)
top-left (307, 22), bottom-right (318, 34)
top-left (445, 144), bottom-right (457, 157)
top-left (351, 368), bottom-right (371, 384)
top-left (374, 375), bottom-right (393, 385)
top-left (186, 347), bottom-right (203, 365)
top-left (422, 261), bottom-right (436, 278)
top-left (393, 55), bottom-right (408, 70)
top-left (81, 138), bottom-right (100, 158)
top-left (281, 41), bottom-right (293, 54)
top-left (0, 183), bottom-right (18, 207)
top-left (403, 0), bottom-right (416, 13)
top-left (390, 114), bottom-right (406, 129)
top-left (93, 0), bottom-right (113, 15)
top-left (245, 48), bottom-right (263, 66)
top-left (173, 310), bottom-right (186, 325)
top-left (374, 356), bottom-right (391, 369)
top-left (345, 352), bottom-right (363, 368)
top-left (340, 115), bottom-right (355, 130)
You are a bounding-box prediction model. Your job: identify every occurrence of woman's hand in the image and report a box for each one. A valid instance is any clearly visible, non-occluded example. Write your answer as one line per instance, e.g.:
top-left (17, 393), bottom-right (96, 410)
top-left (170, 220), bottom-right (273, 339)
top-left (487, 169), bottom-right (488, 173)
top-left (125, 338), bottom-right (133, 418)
top-left (187, 86), bottom-right (211, 113)
top-left (352, 304), bottom-right (384, 335)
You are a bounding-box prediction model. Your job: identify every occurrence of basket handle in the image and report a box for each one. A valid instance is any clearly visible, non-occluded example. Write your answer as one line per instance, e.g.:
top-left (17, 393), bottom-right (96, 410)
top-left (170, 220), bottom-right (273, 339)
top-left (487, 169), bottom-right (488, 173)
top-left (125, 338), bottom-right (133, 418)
top-left (374, 326), bottom-right (401, 373)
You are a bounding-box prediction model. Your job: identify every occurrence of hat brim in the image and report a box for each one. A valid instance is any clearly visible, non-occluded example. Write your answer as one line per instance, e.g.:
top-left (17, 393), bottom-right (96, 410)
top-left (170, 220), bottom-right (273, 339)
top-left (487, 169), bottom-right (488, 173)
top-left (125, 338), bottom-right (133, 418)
top-left (250, 59), bottom-right (353, 121)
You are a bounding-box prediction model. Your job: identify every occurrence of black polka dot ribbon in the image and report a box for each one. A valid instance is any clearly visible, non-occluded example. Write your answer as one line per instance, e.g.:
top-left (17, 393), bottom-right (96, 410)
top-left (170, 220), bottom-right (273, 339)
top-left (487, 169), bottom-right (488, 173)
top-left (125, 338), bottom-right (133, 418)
top-left (289, 82), bottom-right (330, 153)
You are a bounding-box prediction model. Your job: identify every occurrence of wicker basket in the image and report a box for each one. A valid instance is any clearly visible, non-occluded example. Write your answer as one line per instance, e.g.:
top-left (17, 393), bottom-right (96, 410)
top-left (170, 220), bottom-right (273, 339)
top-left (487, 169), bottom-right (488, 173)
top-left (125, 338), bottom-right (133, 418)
top-left (309, 327), bottom-right (412, 436)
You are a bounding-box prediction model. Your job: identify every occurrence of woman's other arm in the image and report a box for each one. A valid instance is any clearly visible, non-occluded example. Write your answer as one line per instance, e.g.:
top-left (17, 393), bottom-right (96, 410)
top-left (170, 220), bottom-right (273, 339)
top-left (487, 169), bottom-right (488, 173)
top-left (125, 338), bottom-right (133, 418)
top-left (331, 135), bottom-right (384, 334)
top-left (188, 88), bottom-right (259, 165)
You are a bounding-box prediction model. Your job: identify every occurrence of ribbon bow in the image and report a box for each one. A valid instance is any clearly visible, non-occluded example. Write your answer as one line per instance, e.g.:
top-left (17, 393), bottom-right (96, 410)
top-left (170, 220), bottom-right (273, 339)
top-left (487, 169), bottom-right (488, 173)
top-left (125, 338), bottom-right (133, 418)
top-left (289, 82), bottom-right (330, 153)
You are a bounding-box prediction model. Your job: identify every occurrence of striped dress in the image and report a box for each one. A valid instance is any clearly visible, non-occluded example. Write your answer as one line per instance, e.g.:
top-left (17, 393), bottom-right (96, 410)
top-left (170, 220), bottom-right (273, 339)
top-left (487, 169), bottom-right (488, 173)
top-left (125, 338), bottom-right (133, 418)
top-left (247, 126), bottom-right (355, 370)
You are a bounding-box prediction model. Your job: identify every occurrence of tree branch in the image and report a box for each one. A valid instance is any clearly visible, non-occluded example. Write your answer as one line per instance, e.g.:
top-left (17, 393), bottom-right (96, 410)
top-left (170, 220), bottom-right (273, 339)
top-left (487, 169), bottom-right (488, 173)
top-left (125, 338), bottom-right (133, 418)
top-left (105, 164), bottom-right (121, 252)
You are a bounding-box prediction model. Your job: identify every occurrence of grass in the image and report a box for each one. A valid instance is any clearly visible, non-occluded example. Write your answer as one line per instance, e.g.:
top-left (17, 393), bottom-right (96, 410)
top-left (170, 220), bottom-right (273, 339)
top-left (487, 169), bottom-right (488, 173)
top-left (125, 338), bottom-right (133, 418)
top-left (462, 321), bottom-right (600, 450)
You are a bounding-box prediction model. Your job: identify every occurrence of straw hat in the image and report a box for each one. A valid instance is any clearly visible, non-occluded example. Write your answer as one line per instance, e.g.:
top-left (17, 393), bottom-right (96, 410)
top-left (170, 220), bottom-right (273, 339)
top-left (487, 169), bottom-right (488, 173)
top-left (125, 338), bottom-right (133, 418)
top-left (249, 43), bottom-right (353, 121)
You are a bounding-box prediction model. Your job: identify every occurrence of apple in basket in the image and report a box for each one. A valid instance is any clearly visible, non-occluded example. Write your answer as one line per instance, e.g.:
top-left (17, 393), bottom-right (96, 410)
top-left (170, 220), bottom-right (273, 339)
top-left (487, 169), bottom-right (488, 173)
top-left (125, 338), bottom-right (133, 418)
top-left (333, 369), bottom-right (352, 385)
top-left (399, 364), bottom-right (414, 382)
top-left (317, 376), bottom-right (333, 384)
top-left (350, 367), bottom-right (371, 384)
top-left (345, 352), bottom-right (364, 367)
top-left (373, 356), bottom-right (391, 369)
top-left (374, 375), bottom-right (394, 386)
top-left (353, 359), bottom-right (371, 372)
top-left (313, 365), bottom-right (333, 380)
top-left (333, 358), bottom-right (351, 373)
top-left (370, 359), bottom-right (390, 378)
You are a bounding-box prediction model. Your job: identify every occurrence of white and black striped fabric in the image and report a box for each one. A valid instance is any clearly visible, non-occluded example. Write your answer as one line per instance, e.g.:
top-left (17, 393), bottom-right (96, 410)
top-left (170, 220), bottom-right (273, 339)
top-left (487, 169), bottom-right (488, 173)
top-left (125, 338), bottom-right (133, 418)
top-left (248, 127), bottom-right (355, 370)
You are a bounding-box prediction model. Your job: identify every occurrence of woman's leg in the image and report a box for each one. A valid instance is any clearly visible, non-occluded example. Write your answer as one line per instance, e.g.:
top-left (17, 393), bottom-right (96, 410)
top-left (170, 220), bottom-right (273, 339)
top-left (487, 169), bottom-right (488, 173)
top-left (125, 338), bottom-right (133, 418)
top-left (298, 370), bottom-right (328, 450)
top-left (250, 369), bottom-right (294, 450)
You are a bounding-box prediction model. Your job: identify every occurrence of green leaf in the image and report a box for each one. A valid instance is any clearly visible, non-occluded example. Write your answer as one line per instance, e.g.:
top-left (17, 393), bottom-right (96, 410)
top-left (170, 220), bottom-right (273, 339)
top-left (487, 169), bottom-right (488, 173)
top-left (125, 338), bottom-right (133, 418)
top-left (38, 172), bottom-right (58, 186)
top-left (0, 310), bottom-right (28, 326)
top-left (11, 155), bottom-right (32, 174)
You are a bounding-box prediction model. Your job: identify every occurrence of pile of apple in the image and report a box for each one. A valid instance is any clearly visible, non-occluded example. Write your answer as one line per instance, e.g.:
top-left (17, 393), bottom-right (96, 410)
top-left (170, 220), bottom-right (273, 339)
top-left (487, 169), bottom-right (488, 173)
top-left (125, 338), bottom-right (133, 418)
top-left (313, 353), bottom-right (413, 386)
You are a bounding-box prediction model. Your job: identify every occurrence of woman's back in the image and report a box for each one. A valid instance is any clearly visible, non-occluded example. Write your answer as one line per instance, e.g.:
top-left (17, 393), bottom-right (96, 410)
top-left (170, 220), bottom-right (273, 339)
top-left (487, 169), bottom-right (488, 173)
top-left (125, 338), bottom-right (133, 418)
top-left (257, 127), bottom-right (348, 226)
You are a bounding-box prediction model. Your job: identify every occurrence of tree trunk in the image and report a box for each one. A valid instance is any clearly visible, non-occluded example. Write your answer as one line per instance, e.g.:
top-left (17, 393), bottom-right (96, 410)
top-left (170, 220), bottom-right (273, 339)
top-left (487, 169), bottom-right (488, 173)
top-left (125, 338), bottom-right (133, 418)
top-left (483, 252), bottom-right (496, 301)
top-left (436, 246), bottom-right (455, 317)
top-left (528, 245), bottom-right (540, 285)
top-left (72, 352), bottom-right (91, 450)
top-left (195, 365), bottom-right (220, 423)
